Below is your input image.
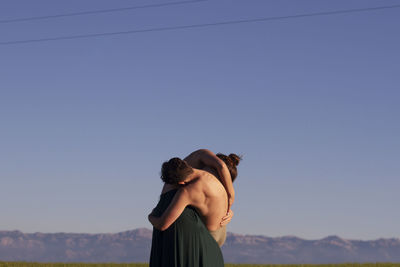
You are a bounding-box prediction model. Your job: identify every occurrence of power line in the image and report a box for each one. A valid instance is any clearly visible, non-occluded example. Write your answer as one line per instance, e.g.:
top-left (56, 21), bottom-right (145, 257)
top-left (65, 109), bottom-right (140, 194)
top-left (1, 4), bottom-right (400, 46)
top-left (0, 0), bottom-right (206, 24)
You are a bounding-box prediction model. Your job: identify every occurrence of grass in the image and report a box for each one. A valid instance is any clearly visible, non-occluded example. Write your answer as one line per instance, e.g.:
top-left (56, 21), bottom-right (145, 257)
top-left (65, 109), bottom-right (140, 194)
top-left (1, 263), bottom-right (400, 267)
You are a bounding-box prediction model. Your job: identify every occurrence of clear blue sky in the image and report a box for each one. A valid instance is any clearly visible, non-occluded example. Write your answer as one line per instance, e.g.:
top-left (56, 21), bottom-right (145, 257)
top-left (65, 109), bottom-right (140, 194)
top-left (1, 0), bottom-right (399, 240)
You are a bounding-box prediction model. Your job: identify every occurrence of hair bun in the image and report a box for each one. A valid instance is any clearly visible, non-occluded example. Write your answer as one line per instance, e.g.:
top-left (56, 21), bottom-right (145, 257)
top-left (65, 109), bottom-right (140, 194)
top-left (228, 153), bottom-right (241, 166)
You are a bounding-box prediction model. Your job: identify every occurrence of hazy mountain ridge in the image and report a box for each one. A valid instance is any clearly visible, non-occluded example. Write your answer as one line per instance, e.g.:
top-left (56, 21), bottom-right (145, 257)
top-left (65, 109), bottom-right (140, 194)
top-left (222, 233), bottom-right (400, 263)
top-left (1, 229), bottom-right (400, 264)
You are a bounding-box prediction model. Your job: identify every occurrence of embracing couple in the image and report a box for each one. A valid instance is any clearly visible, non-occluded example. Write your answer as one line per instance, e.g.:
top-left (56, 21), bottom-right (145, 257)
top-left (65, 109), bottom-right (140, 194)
top-left (148, 149), bottom-right (241, 267)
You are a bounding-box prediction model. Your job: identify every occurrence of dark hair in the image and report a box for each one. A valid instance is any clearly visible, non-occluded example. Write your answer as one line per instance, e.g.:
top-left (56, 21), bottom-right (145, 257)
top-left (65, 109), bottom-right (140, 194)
top-left (161, 157), bottom-right (193, 184)
top-left (216, 153), bottom-right (241, 182)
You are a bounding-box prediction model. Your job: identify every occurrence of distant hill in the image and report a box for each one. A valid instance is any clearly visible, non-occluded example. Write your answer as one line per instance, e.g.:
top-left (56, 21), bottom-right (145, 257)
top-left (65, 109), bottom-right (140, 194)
top-left (222, 233), bottom-right (400, 263)
top-left (1, 229), bottom-right (400, 264)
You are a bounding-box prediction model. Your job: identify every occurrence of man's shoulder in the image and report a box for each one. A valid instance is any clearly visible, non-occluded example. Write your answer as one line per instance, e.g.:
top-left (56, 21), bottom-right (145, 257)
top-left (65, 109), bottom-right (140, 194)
top-left (184, 177), bottom-right (211, 197)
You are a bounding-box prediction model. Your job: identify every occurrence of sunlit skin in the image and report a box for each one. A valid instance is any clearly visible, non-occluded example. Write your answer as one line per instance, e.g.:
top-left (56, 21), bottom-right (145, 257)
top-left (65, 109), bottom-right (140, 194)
top-left (148, 149), bottom-right (234, 232)
top-left (184, 149), bottom-right (235, 210)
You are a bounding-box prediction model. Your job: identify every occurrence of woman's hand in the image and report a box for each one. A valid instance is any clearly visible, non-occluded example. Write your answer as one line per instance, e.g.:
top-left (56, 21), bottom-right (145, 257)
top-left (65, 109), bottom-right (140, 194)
top-left (220, 209), bottom-right (234, 226)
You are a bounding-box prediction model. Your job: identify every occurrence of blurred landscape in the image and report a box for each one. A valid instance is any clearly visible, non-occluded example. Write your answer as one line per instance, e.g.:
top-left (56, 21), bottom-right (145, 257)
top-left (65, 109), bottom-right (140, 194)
top-left (1, 229), bottom-right (400, 264)
top-left (1, 263), bottom-right (400, 267)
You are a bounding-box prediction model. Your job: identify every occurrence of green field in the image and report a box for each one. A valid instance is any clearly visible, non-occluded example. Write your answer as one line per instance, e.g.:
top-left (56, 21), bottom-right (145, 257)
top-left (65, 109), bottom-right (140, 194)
top-left (1, 263), bottom-right (400, 267)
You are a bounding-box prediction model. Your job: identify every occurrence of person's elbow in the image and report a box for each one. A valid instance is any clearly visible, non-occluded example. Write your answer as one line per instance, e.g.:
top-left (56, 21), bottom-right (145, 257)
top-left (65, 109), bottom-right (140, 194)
top-left (213, 158), bottom-right (226, 170)
top-left (154, 222), bottom-right (170, 231)
top-left (159, 224), bottom-right (170, 231)
top-left (150, 216), bottom-right (170, 231)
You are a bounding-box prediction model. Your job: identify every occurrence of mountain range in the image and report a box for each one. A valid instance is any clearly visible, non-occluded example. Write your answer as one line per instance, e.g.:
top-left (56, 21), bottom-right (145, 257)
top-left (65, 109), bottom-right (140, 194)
top-left (1, 228), bottom-right (400, 264)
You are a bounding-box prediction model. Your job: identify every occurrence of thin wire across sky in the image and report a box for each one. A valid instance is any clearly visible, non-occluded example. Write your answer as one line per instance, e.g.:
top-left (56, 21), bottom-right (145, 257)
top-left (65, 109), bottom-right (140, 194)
top-left (1, 4), bottom-right (400, 45)
top-left (0, 0), bottom-right (207, 24)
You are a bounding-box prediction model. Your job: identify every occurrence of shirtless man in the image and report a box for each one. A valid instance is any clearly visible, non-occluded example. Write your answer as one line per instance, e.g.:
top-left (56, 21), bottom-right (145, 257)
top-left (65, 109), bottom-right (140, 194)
top-left (148, 149), bottom-right (240, 246)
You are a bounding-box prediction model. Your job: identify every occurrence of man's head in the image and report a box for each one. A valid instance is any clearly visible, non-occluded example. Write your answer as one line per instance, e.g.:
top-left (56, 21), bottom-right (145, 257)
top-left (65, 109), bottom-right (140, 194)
top-left (161, 157), bottom-right (194, 184)
top-left (216, 153), bottom-right (241, 182)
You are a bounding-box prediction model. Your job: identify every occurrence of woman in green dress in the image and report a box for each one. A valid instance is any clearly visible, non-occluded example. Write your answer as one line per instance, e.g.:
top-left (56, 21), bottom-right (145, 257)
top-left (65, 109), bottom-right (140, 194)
top-left (149, 150), bottom-right (240, 266)
top-left (149, 188), bottom-right (224, 267)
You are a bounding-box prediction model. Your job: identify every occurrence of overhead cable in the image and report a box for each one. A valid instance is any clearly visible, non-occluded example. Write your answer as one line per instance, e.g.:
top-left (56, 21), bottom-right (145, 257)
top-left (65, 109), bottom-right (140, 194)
top-left (0, 0), bottom-right (207, 24)
top-left (1, 4), bottom-right (400, 46)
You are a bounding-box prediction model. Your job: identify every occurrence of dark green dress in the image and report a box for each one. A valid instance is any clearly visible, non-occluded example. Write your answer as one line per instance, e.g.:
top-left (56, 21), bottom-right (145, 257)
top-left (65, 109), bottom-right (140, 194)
top-left (149, 189), bottom-right (224, 267)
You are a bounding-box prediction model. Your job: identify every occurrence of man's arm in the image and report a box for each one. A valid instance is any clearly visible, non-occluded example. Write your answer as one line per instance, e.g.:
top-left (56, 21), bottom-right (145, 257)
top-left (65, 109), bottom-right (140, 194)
top-left (148, 188), bottom-right (191, 231)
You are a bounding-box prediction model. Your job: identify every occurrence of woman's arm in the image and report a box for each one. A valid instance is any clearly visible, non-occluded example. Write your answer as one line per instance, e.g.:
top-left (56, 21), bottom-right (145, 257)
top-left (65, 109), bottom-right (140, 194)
top-left (185, 149), bottom-right (235, 210)
top-left (148, 188), bottom-right (191, 231)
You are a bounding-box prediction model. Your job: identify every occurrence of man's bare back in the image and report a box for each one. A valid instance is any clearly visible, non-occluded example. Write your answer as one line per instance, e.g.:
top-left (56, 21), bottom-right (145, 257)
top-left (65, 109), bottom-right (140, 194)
top-left (182, 169), bottom-right (228, 231)
top-left (160, 168), bottom-right (228, 231)
top-left (184, 149), bottom-right (234, 211)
